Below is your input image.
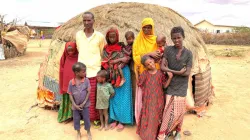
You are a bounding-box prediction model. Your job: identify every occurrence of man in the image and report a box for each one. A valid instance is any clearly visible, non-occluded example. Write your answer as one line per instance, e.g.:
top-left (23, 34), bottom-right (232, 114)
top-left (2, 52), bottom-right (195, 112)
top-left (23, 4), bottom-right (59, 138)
top-left (76, 11), bottom-right (105, 122)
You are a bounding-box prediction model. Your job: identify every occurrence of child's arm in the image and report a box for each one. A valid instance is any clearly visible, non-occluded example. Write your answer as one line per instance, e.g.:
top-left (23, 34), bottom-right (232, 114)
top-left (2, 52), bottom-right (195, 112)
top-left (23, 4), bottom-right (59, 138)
top-left (109, 84), bottom-right (115, 98)
top-left (80, 79), bottom-right (91, 108)
top-left (161, 58), bottom-right (186, 75)
top-left (123, 47), bottom-right (132, 56)
top-left (68, 81), bottom-right (82, 110)
top-left (163, 72), bottom-right (173, 88)
top-left (180, 52), bottom-right (193, 77)
top-left (69, 95), bottom-right (82, 110)
top-left (135, 66), bottom-right (140, 82)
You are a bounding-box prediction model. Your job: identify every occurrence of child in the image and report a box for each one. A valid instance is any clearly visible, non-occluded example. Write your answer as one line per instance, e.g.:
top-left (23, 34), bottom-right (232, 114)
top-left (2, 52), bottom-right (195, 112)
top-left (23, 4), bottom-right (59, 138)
top-left (158, 26), bottom-right (192, 140)
top-left (96, 70), bottom-right (115, 131)
top-left (58, 42), bottom-right (78, 123)
top-left (68, 62), bottom-right (92, 140)
top-left (101, 27), bottom-right (130, 87)
top-left (115, 31), bottom-right (134, 86)
top-left (155, 34), bottom-right (167, 63)
top-left (123, 31), bottom-right (134, 57)
top-left (136, 55), bottom-right (172, 140)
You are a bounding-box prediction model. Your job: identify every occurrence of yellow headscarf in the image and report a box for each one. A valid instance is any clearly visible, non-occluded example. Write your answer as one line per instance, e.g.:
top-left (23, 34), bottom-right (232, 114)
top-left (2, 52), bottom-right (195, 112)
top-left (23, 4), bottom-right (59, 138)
top-left (132, 18), bottom-right (159, 75)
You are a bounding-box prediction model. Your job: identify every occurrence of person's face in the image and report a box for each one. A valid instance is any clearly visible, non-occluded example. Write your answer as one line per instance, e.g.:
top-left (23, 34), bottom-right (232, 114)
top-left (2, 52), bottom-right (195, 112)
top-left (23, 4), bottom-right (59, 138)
top-left (157, 38), bottom-right (166, 48)
top-left (66, 46), bottom-right (76, 56)
top-left (126, 35), bottom-right (134, 45)
top-left (108, 32), bottom-right (117, 44)
top-left (144, 58), bottom-right (155, 70)
top-left (171, 33), bottom-right (184, 48)
top-left (76, 69), bottom-right (86, 78)
top-left (83, 14), bottom-right (94, 29)
top-left (97, 75), bottom-right (105, 83)
top-left (142, 25), bottom-right (152, 35)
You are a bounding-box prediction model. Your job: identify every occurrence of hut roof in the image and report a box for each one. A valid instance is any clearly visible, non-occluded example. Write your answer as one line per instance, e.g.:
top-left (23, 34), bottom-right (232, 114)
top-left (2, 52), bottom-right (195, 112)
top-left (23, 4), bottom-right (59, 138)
top-left (51, 2), bottom-right (210, 75)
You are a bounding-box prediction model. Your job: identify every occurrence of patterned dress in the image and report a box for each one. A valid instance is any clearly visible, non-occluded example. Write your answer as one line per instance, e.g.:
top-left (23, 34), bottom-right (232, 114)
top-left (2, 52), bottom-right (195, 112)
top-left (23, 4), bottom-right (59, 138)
top-left (96, 83), bottom-right (114, 109)
top-left (136, 70), bottom-right (166, 140)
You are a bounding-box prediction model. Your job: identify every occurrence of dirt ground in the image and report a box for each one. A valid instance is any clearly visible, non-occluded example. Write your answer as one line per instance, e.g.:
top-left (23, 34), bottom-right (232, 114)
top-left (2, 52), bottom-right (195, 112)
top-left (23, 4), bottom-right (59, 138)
top-left (0, 40), bottom-right (250, 140)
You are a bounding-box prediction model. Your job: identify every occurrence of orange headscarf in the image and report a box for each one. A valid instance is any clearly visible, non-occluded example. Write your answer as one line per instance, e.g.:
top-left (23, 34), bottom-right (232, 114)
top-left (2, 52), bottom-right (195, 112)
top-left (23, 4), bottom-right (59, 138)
top-left (132, 18), bottom-right (159, 75)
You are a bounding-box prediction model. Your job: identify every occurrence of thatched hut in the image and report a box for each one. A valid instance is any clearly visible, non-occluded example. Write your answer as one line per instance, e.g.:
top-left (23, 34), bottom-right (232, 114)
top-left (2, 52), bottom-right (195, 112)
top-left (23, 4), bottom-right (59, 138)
top-left (0, 24), bottom-right (29, 59)
top-left (37, 2), bottom-right (214, 112)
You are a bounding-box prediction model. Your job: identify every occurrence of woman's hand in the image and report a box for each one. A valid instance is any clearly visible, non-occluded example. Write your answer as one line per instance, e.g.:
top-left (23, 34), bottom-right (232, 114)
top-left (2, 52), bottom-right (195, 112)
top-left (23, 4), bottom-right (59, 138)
top-left (109, 60), bottom-right (117, 64)
top-left (149, 51), bottom-right (161, 59)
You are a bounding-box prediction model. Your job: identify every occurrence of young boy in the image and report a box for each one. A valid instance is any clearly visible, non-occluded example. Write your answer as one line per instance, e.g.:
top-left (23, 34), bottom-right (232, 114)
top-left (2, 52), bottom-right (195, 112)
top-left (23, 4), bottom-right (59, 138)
top-left (68, 62), bottom-right (92, 140)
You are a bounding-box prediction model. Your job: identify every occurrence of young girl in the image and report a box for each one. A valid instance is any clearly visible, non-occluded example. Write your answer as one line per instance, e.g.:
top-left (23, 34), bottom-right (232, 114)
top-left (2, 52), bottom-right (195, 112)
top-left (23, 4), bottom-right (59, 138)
top-left (101, 28), bottom-right (130, 87)
top-left (136, 55), bottom-right (172, 140)
top-left (68, 62), bottom-right (92, 140)
top-left (158, 26), bottom-right (193, 140)
top-left (96, 70), bottom-right (115, 131)
top-left (58, 42), bottom-right (78, 123)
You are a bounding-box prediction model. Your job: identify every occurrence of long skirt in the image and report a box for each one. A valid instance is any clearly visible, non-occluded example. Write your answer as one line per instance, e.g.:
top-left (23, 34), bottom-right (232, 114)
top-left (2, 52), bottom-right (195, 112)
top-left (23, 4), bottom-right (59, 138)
top-left (158, 95), bottom-right (186, 140)
top-left (109, 65), bottom-right (134, 124)
top-left (57, 93), bottom-right (72, 123)
top-left (88, 77), bottom-right (99, 121)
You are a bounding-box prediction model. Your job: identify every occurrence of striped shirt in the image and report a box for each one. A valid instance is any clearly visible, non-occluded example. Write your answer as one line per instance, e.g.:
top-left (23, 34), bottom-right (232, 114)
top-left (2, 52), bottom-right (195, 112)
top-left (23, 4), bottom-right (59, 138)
top-left (164, 46), bottom-right (193, 97)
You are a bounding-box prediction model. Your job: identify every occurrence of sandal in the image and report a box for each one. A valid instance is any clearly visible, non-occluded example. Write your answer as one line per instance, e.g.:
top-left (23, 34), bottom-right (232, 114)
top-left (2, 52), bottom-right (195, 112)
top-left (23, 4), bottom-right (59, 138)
top-left (109, 122), bottom-right (117, 130)
top-left (93, 121), bottom-right (100, 129)
top-left (116, 123), bottom-right (124, 132)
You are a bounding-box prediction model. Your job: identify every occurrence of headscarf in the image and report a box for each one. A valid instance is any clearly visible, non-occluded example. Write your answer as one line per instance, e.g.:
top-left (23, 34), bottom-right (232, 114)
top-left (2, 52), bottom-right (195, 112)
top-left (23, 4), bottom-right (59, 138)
top-left (132, 18), bottom-right (159, 74)
top-left (59, 42), bottom-right (78, 94)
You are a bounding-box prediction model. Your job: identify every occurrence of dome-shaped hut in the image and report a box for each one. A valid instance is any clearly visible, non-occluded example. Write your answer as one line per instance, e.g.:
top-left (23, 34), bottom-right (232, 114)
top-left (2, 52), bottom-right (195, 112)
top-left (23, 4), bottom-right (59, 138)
top-left (37, 2), bottom-right (214, 112)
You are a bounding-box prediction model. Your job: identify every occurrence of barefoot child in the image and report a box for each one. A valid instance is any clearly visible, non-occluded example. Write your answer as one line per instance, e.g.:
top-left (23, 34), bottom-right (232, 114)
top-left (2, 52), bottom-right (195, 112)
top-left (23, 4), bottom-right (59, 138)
top-left (58, 42), bottom-right (78, 123)
top-left (102, 27), bottom-right (130, 87)
top-left (158, 26), bottom-right (193, 140)
top-left (68, 62), bottom-right (92, 140)
top-left (96, 70), bottom-right (115, 131)
top-left (136, 55), bottom-right (172, 140)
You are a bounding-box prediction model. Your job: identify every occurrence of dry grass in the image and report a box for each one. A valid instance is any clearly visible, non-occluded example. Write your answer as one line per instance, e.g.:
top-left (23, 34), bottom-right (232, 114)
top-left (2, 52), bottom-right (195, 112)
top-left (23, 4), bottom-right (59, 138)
top-left (207, 45), bottom-right (250, 57)
top-left (201, 32), bottom-right (250, 45)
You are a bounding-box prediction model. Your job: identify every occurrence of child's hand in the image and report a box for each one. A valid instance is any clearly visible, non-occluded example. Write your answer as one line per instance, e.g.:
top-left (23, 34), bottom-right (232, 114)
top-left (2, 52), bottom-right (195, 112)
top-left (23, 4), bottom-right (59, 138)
top-left (180, 67), bottom-right (186, 74)
top-left (167, 72), bottom-right (173, 79)
top-left (110, 93), bottom-right (115, 98)
top-left (75, 105), bottom-right (83, 110)
top-left (80, 103), bottom-right (85, 109)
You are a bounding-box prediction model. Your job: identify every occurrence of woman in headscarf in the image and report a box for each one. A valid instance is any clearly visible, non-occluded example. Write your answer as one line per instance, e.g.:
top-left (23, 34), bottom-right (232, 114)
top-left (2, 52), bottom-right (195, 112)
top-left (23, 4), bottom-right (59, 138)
top-left (103, 27), bottom-right (134, 131)
top-left (58, 42), bottom-right (78, 123)
top-left (133, 18), bottom-right (162, 125)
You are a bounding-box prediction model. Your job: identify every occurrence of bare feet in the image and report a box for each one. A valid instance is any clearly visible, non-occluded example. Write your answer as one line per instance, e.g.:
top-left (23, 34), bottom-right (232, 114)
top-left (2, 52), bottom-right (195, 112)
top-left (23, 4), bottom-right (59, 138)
top-left (119, 78), bottom-right (126, 87)
top-left (87, 131), bottom-right (92, 140)
top-left (76, 131), bottom-right (81, 140)
top-left (105, 125), bottom-right (109, 131)
top-left (99, 125), bottom-right (104, 131)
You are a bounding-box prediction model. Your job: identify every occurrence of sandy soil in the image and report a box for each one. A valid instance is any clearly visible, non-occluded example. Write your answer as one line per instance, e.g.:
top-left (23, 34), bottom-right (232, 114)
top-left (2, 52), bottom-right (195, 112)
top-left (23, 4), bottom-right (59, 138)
top-left (0, 40), bottom-right (250, 140)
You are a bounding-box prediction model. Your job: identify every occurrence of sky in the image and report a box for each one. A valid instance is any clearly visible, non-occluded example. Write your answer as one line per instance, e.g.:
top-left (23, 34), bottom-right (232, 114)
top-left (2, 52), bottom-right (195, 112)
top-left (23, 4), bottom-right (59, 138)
top-left (0, 0), bottom-right (250, 27)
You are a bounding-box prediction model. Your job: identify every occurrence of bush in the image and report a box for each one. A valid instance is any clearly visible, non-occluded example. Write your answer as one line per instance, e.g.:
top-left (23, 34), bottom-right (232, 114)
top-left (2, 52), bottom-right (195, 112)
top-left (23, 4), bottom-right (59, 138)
top-left (201, 32), bottom-right (250, 45)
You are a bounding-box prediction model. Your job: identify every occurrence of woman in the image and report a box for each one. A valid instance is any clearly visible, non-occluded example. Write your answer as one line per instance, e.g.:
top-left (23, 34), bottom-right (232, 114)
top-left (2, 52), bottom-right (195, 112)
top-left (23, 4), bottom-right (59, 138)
top-left (103, 27), bottom-right (134, 131)
top-left (133, 18), bottom-right (162, 124)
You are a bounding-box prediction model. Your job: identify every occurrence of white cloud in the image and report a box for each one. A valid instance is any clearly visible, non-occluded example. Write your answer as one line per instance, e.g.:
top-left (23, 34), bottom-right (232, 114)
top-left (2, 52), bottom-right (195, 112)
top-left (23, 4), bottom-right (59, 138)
top-left (0, 0), bottom-right (249, 27)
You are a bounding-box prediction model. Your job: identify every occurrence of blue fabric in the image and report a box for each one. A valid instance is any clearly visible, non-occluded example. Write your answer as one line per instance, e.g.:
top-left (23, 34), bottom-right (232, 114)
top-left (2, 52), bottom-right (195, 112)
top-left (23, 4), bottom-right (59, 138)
top-left (109, 65), bottom-right (134, 125)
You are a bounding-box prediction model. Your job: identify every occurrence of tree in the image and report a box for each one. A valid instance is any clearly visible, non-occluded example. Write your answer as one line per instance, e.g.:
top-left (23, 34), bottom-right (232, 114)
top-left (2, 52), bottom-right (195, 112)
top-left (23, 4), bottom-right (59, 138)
top-left (233, 26), bottom-right (250, 33)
